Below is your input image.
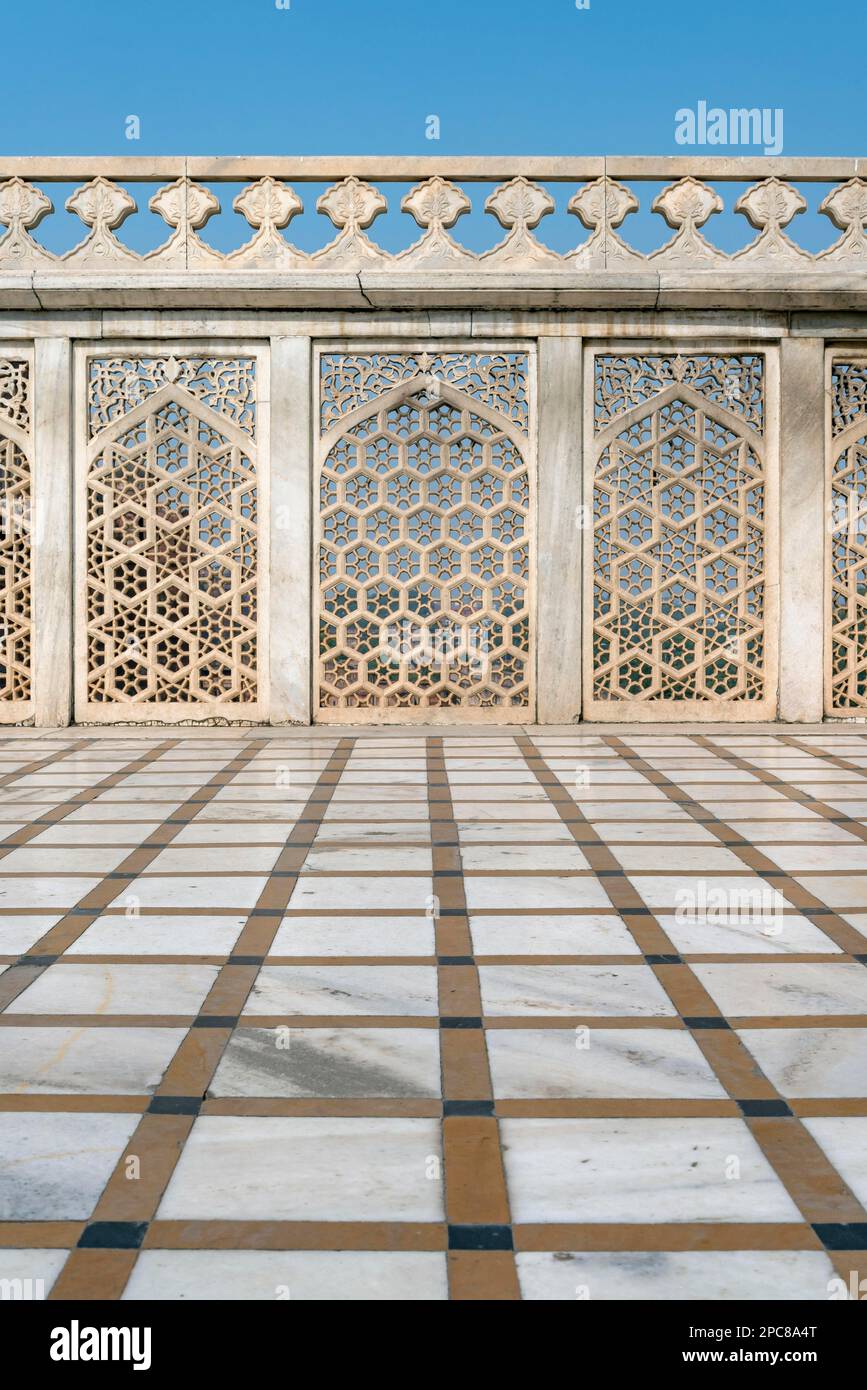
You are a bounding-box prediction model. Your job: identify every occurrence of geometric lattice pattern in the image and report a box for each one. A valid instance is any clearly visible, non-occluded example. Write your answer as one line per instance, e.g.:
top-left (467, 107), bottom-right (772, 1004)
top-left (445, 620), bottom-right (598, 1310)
top-left (0, 357), bottom-right (32, 707)
top-left (88, 356), bottom-right (257, 441)
top-left (829, 361), bottom-right (867, 710)
top-left (594, 353), bottom-right (765, 435)
top-left (318, 353), bottom-right (531, 718)
top-left (84, 357), bottom-right (259, 709)
top-left (591, 354), bottom-right (768, 707)
top-left (320, 353), bottom-right (530, 436)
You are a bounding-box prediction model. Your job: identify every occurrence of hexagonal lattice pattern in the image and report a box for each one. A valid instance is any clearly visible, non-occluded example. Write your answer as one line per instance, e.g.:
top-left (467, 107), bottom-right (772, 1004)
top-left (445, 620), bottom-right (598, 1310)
top-left (0, 358), bottom-right (32, 707)
top-left (85, 359), bottom-right (259, 708)
top-left (591, 356), bottom-right (768, 706)
top-left (829, 367), bottom-right (867, 710)
top-left (318, 357), bottom-right (531, 715)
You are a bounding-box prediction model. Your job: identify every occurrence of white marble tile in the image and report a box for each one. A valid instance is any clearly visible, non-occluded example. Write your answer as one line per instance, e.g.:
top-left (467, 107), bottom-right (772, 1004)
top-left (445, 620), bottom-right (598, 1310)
top-left (469, 914), bottom-right (641, 956)
top-left (27, 823), bottom-right (161, 846)
top-left (97, 785), bottom-right (200, 802)
top-left (229, 771), bottom-right (323, 786)
top-left (565, 771), bottom-right (651, 786)
top-left (764, 845), bottom-right (867, 872)
top-left (64, 803), bottom-right (181, 823)
top-left (786, 768), bottom-right (864, 781)
top-left (119, 771), bottom-right (222, 787)
top-left (211, 786), bottom-right (313, 804)
top-left (322, 802), bottom-right (431, 821)
top-left (195, 802), bottom-right (307, 823)
top-left (210, 1027), bottom-right (441, 1098)
top-left (659, 912), bottom-right (840, 955)
top-left (0, 1112), bottom-right (139, 1219)
top-left (0, 878), bottom-right (101, 909)
top-left (791, 783), bottom-right (867, 800)
top-left (67, 915), bottom-right (246, 956)
top-left (464, 876), bottom-right (612, 911)
top-left (696, 801), bottom-right (819, 820)
top-left (244, 965), bottom-right (439, 1016)
top-left (612, 846), bottom-right (745, 871)
top-left (0, 789), bottom-right (67, 806)
top-left (461, 845), bottom-right (589, 871)
top-left (348, 758), bottom-right (428, 771)
top-left (594, 822), bottom-right (718, 843)
top-left (428, 784), bottom-right (546, 802)
top-left (665, 770), bottom-right (761, 784)
top-left (516, 1250), bottom-right (837, 1301)
top-left (156, 1116), bottom-right (444, 1220)
top-left (303, 846), bottom-right (433, 872)
top-left (571, 784), bottom-right (667, 802)
top-left (793, 875), bottom-right (867, 908)
top-left (738, 1028), bottom-right (867, 1098)
top-left (0, 1248), bottom-right (68, 1298)
top-left (581, 803), bottom-right (693, 821)
top-left (269, 916), bottom-right (434, 957)
top-left (451, 801), bottom-right (560, 822)
top-left (487, 1028), bottom-right (725, 1099)
top-left (6, 964), bottom-right (219, 1015)
top-left (691, 786), bottom-right (790, 803)
top-left (693, 962), bottom-right (867, 1016)
top-left (725, 822), bottom-right (859, 843)
top-left (124, 876), bottom-right (267, 910)
top-left (478, 965), bottom-right (676, 1016)
top-left (287, 876), bottom-right (433, 912)
top-left (444, 757), bottom-right (528, 770)
top-left (0, 916), bottom-right (62, 954)
top-left (122, 1249), bottom-right (449, 1300)
top-left (144, 847), bottom-right (282, 874)
top-left (0, 1026), bottom-right (186, 1094)
top-left (456, 821), bottom-right (574, 843)
top-left (314, 823), bottom-right (431, 844)
top-left (500, 1118), bottom-right (801, 1222)
top-left (330, 784), bottom-right (428, 802)
top-left (803, 1118), bottom-right (867, 1207)
top-left (171, 823), bottom-right (295, 845)
top-left (629, 875), bottom-right (791, 913)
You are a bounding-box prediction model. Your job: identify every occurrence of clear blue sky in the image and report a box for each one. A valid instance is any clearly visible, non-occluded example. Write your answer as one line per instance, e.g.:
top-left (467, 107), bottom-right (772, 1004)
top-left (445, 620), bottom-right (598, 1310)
top-left (3, 0), bottom-right (862, 259)
top-left (2, 0), bottom-right (860, 157)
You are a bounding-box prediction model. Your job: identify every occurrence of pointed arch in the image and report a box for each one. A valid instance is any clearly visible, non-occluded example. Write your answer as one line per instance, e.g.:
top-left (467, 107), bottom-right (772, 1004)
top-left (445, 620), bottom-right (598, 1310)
top-left (586, 348), bottom-right (776, 719)
top-left (316, 349), bottom-right (534, 722)
top-left (80, 352), bottom-right (264, 720)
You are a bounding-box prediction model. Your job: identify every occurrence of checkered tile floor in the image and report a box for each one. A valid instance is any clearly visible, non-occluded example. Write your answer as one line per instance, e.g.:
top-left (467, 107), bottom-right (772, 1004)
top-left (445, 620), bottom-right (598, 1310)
top-left (2, 725), bottom-right (867, 1301)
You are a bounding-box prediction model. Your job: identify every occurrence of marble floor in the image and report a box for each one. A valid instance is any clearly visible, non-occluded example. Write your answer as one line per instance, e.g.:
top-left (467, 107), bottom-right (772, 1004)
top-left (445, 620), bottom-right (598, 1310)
top-left (1, 724), bottom-right (867, 1301)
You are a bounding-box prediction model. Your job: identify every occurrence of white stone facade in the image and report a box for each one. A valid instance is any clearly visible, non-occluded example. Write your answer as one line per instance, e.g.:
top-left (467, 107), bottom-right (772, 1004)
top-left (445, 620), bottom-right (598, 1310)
top-left (2, 157), bottom-right (866, 725)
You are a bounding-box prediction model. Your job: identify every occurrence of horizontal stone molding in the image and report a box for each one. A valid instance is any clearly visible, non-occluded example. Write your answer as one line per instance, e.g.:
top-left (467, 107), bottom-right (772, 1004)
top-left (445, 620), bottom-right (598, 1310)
top-left (1, 159), bottom-right (866, 310)
top-left (2, 156), bottom-right (867, 180)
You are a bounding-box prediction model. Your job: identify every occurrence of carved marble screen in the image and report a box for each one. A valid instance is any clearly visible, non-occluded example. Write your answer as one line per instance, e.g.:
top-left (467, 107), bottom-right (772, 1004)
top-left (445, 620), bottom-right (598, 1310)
top-left (0, 354), bottom-right (33, 721)
top-left (586, 350), bottom-right (777, 720)
top-left (316, 350), bottom-right (534, 721)
top-left (827, 359), bottom-right (867, 712)
top-left (77, 350), bottom-right (267, 721)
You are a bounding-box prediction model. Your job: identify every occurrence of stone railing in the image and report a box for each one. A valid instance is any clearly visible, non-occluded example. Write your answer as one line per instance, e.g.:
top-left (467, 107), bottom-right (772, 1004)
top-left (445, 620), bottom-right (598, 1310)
top-left (3, 156), bottom-right (867, 308)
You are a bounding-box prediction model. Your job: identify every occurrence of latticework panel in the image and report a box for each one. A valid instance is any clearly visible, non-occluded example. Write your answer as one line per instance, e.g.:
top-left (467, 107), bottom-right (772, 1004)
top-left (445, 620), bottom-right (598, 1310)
top-left (0, 357), bottom-right (32, 713)
top-left (588, 352), bottom-right (772, 716)
top-left (829, 361), bottom-right (867, 711)
top-left (317, 352), bottom-right (532, 721)
top-left (82, 355), bottom-right (261, 716)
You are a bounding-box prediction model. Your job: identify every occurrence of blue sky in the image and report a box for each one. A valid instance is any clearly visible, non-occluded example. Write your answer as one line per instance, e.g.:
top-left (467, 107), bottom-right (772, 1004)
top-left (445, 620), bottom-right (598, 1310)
top-left (2, 0), bottom-right (859, 157)
top-left (3, 0), bottom-right (862, 258)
